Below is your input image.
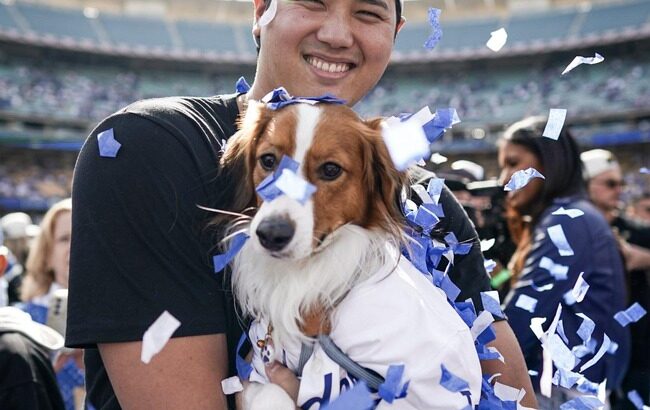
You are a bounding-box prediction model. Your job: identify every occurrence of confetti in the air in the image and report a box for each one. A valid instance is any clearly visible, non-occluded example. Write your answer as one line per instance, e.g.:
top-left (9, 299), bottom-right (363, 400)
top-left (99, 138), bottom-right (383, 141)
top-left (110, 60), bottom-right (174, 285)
top-left (486, 28), bottom-right (508, 52)
top-left (542, 108), bottom-right (568, 140)
top-left (561, 53), bottom-right (605, 75)
top-left (504, 167), bottom-right (545, 191)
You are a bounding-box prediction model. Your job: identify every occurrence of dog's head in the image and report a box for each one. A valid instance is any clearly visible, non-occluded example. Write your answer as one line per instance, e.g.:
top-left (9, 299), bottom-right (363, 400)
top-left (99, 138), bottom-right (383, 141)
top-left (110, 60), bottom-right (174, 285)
top-left (221, 101), bottom-right (406, 260)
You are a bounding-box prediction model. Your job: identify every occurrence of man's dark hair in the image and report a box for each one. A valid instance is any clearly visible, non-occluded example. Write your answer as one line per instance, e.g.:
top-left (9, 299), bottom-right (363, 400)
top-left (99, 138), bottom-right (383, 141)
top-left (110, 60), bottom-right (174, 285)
top-left (502, 116), bottom-right (586, 217)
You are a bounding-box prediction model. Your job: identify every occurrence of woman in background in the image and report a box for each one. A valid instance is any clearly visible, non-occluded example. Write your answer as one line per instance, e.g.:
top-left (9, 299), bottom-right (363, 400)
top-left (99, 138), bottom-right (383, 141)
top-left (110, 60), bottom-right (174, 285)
top-left (498, 117), bottom-right (630, 407)
top-left (19, 198), bottom-right (83, 410)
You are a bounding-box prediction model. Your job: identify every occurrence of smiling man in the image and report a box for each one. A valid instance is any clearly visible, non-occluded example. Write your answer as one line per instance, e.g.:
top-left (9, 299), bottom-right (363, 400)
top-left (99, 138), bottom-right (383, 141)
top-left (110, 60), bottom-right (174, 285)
top-left (66, 0), bottom-right (535, 408)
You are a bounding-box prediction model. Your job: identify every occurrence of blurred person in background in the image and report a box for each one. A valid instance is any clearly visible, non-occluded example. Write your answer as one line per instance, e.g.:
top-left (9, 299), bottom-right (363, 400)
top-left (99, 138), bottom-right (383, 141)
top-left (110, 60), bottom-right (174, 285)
top-left (627, 192), bottom-right (650, 222)
top-left (66, 0), bottom-right (536, 408)
top-left (582, 149), bottom-right (650, 409)
top-left (18, 198), bottom-right (84, 410)
top-left (0, 212), bottom-right (39, 305)
top-left (498, 117), bottom-right (630, 408)
top-left (0, 226), bottom-right (65, 410)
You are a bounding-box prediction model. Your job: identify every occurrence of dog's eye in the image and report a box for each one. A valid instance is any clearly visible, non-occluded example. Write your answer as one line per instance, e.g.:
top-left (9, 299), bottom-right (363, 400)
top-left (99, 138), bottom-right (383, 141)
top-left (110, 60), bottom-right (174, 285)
top-left (319, 162), bottom-right (342, 180)
top-left (259, 154), bottom-right (277, 171)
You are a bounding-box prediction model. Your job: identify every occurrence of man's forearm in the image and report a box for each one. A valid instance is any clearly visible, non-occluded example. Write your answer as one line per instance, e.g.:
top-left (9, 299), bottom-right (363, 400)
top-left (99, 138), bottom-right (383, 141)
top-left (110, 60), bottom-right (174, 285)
top-left (482, 320), bottom-right (538, 408)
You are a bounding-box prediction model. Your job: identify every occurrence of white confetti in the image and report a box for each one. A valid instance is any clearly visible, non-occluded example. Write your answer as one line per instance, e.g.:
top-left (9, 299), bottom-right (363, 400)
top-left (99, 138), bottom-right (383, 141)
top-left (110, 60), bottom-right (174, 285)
top-left (552, 207), bottom-right (585, 219)
top-left (471, 310), bottom-right (495, 340)
top-left (504, 167), bottom-right (545, 191)
top-left (571, 272), bottom-right (590, 303)
top-left (579, 334), bottom-right (611, 373)
top-left (221, 376), bottom-right (244, 395)
top-left (141, 311), bottom-right (181, 364)
top-left (542, 109), bottom-right (567, 140)
top-left (547, 224), bottom-right (574, 256)
top-left (480, 238), bottom-right (496, 252)
top-left (561, 52), bottom-right (605, 75)
top-left (539, 256), bottom-right (569, 281)
top-left (382, 120), bottom-right (430, 171)
top-left (275, 168), bottom-right (316, 204)
top-left (430, 152), bottom-right (448, 165)
top-left (486, 28), bottom-right (508, 52)
top-left (515, 294), bottom-right (538, 313)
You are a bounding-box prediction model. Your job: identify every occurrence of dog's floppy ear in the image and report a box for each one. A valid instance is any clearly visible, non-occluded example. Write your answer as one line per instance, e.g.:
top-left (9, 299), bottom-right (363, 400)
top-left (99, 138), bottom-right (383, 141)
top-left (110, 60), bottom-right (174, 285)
top-left (362, 117), bottom-right (407, 236)
top-left (219, 101), bottom-right (273, 214)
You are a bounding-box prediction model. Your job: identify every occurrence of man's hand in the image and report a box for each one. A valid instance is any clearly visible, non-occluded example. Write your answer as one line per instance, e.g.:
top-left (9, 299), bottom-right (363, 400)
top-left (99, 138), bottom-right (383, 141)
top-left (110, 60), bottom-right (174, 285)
top-left (99, 334), bottom-right (228, 409)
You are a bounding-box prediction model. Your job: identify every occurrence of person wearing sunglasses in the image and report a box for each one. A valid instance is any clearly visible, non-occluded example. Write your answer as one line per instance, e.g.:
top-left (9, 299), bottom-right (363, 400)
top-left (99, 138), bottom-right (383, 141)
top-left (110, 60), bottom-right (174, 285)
top-left (582, 148), bottom-right (650, 409)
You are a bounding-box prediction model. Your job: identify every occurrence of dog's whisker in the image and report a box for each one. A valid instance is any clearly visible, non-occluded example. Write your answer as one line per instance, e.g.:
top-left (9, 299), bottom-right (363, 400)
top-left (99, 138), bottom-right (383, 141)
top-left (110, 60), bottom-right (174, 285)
top-left (197, 204), bottom-right (249, 219)
top-left (222, 228), bottom-right (249, 243)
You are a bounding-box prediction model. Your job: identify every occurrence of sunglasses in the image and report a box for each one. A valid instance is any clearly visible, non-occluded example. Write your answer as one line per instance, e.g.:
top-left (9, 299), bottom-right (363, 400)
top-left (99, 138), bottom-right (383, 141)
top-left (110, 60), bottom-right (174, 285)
top-left (598, 179), bottom-right (626, 189)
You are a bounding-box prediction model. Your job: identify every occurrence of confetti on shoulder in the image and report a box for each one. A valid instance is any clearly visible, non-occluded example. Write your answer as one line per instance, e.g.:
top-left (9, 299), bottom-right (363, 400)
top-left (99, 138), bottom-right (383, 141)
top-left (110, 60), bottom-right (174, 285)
top-left (97, 128), bottom-right (121, 158)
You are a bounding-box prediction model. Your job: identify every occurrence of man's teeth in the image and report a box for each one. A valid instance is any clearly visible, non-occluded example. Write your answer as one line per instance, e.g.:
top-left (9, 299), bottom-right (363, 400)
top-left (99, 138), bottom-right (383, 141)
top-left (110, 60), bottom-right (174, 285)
top-left (306, 56), bottom-right (351, 73)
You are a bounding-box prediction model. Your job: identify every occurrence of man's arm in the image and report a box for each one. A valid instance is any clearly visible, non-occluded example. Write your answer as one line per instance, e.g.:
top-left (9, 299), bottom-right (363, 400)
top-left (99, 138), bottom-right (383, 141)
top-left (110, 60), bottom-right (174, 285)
top-left (483, 321), bottom-right (538, 408)
top-left (100, 334), bottom-right (229, 409)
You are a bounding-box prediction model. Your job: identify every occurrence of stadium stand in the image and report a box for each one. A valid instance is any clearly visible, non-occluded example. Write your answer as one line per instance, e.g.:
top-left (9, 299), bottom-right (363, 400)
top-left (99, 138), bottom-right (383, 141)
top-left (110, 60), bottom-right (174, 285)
top-left (0, 0), bottom-right (649, 59)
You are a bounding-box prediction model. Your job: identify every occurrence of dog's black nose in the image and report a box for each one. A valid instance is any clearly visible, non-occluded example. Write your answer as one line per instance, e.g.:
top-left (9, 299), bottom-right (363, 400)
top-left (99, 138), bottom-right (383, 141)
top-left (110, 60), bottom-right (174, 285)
top-left (256, 217), bottom-right (295, 252)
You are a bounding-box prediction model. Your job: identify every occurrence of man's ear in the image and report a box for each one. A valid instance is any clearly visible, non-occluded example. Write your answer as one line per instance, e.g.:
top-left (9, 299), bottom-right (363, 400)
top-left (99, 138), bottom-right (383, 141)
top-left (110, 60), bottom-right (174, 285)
top-left (394, 16), bottom-right (406, 39)
top-left (252, 0), bottom-right (266, 39)
top-left (0, 254), bottom-right (8, 277)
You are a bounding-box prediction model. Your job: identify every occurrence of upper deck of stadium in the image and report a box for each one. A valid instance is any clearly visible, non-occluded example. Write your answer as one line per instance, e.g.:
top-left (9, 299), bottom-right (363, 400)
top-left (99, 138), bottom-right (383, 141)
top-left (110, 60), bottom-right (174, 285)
top-left (0, 0), bottom-right (648, 62)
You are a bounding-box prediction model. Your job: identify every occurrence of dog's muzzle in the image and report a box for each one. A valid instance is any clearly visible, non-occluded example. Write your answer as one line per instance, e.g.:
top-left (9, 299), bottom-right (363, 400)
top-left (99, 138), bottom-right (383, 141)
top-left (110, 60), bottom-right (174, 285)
top-left (255, 216), bottom-right (296, 252)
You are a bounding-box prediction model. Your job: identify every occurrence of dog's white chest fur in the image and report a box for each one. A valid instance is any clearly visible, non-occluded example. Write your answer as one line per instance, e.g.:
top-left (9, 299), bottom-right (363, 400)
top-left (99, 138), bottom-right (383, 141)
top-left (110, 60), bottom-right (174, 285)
top-left (243, 249), bottom-right (483, 409)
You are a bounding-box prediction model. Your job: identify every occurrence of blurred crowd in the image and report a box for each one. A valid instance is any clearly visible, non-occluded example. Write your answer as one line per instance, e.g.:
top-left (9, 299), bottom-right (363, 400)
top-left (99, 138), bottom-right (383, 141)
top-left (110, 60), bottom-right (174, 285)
top-left (0, 53), bottom-right (649, 125)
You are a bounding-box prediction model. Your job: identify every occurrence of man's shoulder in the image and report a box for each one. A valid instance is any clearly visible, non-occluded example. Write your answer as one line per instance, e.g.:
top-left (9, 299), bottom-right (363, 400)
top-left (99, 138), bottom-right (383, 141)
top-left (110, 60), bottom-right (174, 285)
top-left (123, 94), bottom-right (237, 119)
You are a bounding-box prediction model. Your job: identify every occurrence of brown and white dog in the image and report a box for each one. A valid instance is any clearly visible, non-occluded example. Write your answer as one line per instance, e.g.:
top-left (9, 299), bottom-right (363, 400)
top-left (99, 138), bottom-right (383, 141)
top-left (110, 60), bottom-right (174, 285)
top-left (220, 101), bottom-right (481, 409)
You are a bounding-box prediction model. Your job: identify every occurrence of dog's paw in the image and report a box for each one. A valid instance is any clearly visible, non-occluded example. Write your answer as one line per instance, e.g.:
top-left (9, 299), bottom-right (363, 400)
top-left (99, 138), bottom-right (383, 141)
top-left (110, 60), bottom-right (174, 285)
top-left (243, 383), bottom-right (296, 410)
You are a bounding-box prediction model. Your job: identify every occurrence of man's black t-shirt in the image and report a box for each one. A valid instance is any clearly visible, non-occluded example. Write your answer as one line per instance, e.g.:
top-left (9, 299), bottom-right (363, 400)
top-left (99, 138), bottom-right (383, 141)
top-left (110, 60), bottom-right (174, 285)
top-left (66, 94), bottom-right (491, 409)
top-left (0, 332), bottom-right (65, 410)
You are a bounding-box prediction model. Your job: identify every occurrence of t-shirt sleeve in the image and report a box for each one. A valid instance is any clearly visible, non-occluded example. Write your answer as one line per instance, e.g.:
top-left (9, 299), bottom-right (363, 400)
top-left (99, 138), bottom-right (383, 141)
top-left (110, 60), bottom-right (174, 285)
top-left (65, 110), bottom-right (230, 348)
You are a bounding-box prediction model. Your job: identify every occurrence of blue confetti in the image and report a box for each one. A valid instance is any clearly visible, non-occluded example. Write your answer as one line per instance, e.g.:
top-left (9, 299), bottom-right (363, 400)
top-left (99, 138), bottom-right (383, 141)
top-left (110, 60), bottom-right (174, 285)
top-left (579, 333), bottom-right (611, 373)
top-left (427, 177), bottom-right (445, 203)
top-left (439, 274), bottom-right (462, 302)
top-left (614, 302), bottom-right (647, 327)
top-left (235, 76), bottom-right (250, 93)
top-left (262, 87), bottom-right (346, 110)
top-left (235, 332), bottom-right (253, 380)
top-left (504, 167), bottom-right (545, 191)
top-left (97, 128), bottom-right (121, 158)
top-left (444, 232), bottom-right (472, 255)
top-left (559, 396), bottom-right (604, 410)
top-left (424, 8), bottom-right (443, 50)
top-left (480, 291), bottom-right (504, 319)
top-left (542, 108), bottom-right (568, 140)
top-left (413, 205), bottom-right (440, 235)
top-left (576, 313), bottom-right (595, 343)
top-left (640, 167), bottom-right (650, 175)
top-left (627, 390), bottom-right (647, 410)
top-left (440, 363), bottom-right (470, 393)
top-left (422, 108), bottom-right (460, 142)
top-left (514, 294), bottom-right (537, 313)
top-left (256, 155), bottom-right (300, 202)
top-left (378, 364), bottom-right (409, 403)
top-left (213, 232), bottom-right (249, 272)
top-left (323, 381), bottom-right (374, 410)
